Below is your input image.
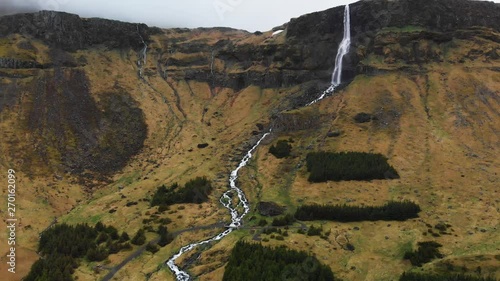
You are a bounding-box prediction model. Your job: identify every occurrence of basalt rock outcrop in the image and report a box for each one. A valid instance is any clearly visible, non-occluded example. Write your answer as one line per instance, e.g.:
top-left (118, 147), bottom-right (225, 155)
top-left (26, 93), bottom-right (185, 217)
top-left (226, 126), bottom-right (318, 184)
top-left (1, 0), bottom-right (498, 88)
top-left (286, 0), bottom-right (500, 80)
top-left (0, 10), bottom-right (160, 51)
top-left (0, 57), bottom-right (43, 69)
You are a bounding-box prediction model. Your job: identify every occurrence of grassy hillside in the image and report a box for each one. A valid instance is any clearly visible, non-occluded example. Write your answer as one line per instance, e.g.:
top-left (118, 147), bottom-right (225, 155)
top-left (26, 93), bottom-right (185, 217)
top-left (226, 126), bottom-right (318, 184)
top-left (0, 14), bottom-right (498, 281)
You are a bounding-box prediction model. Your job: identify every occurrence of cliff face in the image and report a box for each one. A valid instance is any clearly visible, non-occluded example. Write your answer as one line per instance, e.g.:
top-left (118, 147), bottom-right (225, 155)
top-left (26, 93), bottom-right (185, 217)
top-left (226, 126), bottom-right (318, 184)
top-left (0, 10), bottom-right (160, 51)
top-left (0, 0), bottom-right (498, 179)
top-left (1, 0), bottom-right (498, 89)
top-left (288, 0), bottom-right (500, 40)
top-left (286, 0), bottom-right (500, 80)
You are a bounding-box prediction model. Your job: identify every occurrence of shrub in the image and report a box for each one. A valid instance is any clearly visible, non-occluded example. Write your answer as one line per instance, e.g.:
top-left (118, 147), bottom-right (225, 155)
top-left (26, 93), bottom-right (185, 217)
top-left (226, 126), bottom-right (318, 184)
top-left (269, 140), bottom-right (292, 158)
top-left (119, 231), bottom-right (130, 242)
top-left (272, 214), bottom-right (295, 227)
top-left (307, 225), bottom-right (322, 236)
top-left (146, 243), bottom-right (159, 254)
top-left (158, 205), bottom-right (169, 212)
top-left (354, 112), bottom-right (373, 123)
top-left (157, 226), bottom-right (174, 247)
top-left (403, 241), bottom-right (443, 266)
top-left (151, 177), bottom-right (213, 206)
top-left (197, 143), bottom-right (209, 149)
top-left (131, 229), bottom-right (146, 246)
top-left (86, 246), bottom-right (109, 262)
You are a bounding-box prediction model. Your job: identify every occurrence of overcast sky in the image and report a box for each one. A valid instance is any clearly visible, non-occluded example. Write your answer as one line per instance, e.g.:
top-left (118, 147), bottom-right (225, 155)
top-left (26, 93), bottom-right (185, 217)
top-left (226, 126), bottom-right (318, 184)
top-left (1, 0), bottom-right (499, 32)
top-left (0, 0), bottom-right (354, 31)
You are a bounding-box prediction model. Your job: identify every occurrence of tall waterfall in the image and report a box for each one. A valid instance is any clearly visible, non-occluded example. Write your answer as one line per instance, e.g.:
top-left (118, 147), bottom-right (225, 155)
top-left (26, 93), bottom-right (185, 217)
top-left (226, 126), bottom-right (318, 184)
top-left (165, 5), bottom-right (351, 281)
top-left (308, 4), bottom-right (351, 105)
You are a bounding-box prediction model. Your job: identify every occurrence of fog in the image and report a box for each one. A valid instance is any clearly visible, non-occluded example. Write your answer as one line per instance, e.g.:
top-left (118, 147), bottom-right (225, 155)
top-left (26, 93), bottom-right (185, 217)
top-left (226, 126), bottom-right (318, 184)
top-left (0, 0), bottom-right (355, 31)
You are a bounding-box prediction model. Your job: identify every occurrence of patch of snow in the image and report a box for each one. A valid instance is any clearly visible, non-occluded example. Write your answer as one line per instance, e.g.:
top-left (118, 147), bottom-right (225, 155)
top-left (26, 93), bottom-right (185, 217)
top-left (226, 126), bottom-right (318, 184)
top-left (272, 30), bottom-right (284, 36)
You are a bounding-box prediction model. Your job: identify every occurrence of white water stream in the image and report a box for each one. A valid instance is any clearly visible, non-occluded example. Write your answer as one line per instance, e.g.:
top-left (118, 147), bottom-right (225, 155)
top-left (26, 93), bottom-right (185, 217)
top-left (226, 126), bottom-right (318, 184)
top-left (166, 5), bottom-right (351, 280)
top-left (166, 131), bottom-right (271, 280)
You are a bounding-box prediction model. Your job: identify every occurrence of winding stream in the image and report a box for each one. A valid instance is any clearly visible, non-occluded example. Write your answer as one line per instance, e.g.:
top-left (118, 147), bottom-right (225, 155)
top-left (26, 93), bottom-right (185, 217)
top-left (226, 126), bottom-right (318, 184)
top-left (166, 5), bottom-right (351, 280)
top-left (166, 131), bottom-right (271, 280)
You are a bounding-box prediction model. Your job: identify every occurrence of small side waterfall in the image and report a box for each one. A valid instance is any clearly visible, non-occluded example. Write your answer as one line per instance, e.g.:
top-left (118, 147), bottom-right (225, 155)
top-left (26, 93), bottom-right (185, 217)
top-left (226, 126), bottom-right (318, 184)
top-left (137, 25), bottom-right (148, 78)
top-left (307, 4), bottom-right (351, 106)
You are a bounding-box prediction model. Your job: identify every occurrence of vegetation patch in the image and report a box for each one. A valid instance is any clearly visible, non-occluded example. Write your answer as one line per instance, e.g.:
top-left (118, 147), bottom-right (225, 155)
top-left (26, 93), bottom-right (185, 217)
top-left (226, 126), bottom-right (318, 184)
top-left (269, 139), bottom-right (292, 158)
top-left (306, 151), bottom-right (399, 182)
top-left (295, 201), bottom-right (420, 222)
top-left (151, 177), bottom-right (213, 206)
top-left (223, 241), bottom-right (335, 281)
top-left (257, 201), bottom-right (285, 217)
top-left (404, 241), bottom-right (444, 267)
top-left (197, 143), bottom-right (209, 149)
top-left (271, 213), bottom-right (295, 227)
top-left (25, 222), bottom-right (131, 281)
top-left (22, 69), bottom-right (147, 176)
top-left (354, 112), bottom-right (375, 123)
top-left (399, 272), bottom-right (496, 281)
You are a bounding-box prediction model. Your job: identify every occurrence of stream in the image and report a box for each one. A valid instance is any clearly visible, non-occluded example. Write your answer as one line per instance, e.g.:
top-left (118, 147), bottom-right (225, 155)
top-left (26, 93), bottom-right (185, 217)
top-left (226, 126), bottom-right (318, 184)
top-left (166, 5), bottom-right (351, 280)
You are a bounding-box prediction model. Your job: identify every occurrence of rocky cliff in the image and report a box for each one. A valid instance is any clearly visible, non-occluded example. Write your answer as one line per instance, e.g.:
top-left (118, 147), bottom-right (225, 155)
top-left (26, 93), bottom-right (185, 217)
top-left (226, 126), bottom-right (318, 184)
top-left (0, 0), bottom-right (498, 179)
top-left (0, 10), bottom-right (160, 51)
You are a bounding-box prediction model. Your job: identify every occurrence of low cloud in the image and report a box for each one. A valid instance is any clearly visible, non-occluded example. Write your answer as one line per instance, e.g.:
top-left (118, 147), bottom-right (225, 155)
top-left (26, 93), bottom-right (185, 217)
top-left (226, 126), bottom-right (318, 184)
top-left (0, 0), bottom-right (39, 16)
top-left (1, 0), bottom-right (499, 32)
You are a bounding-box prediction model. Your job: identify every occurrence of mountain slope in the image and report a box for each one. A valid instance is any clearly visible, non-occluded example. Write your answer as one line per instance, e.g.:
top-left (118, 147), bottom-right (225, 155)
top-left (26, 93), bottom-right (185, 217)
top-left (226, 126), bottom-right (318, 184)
top-left (0, 0), bottom-right (498, 280)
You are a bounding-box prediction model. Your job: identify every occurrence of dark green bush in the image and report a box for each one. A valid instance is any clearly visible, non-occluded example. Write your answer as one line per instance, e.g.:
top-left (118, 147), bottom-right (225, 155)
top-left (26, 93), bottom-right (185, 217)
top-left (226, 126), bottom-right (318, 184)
top-left (272, 214), bottom-right (295, 227)
top-left (258, 219), bottom-right (268, 226)
top-left (307, 225), bottom-right (322, 236)
top-left (269, 140), bottom-right (292, 158)
top-left (146, 243), bottom-right (159, 254)
top-left (157, 226), bottom-right (174, 247)
top-left (403, 241), bottom-right (444, 267)
top-left (119, 231), bottom-right (130, 242)
top-left (354, 112), bottom-right (374, 123)
top-left (131, 229), bottom-right (146, 246)
top-left (151, 177), bottom-right (213, 206)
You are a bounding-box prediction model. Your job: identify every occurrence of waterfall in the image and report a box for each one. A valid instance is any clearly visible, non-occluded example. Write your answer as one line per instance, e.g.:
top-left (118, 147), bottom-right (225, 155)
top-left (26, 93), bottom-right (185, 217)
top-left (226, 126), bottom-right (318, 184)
top-left (307, 4), bottom-right (351, 106)
top-left (165, 5), bottom-right (351, 281)
top-left (137, 25), bottom-right (148, 78)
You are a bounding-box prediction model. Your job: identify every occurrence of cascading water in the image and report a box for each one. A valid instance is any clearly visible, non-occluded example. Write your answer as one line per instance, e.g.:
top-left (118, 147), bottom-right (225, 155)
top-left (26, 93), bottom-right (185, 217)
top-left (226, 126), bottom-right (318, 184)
top-left (137, 25), bottom-right (148, 78)
top-left (166, 5), bottom-right (351, 281)
top-left (166, 131), bottom-right (271, 281)
top-left (307, 4), bottom-right (351, 106)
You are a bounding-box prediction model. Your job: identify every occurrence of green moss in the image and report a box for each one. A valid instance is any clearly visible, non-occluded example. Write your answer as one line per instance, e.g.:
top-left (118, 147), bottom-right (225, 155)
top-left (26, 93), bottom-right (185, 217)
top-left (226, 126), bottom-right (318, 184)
top-left (89, 214), bottom-right (104, 224)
